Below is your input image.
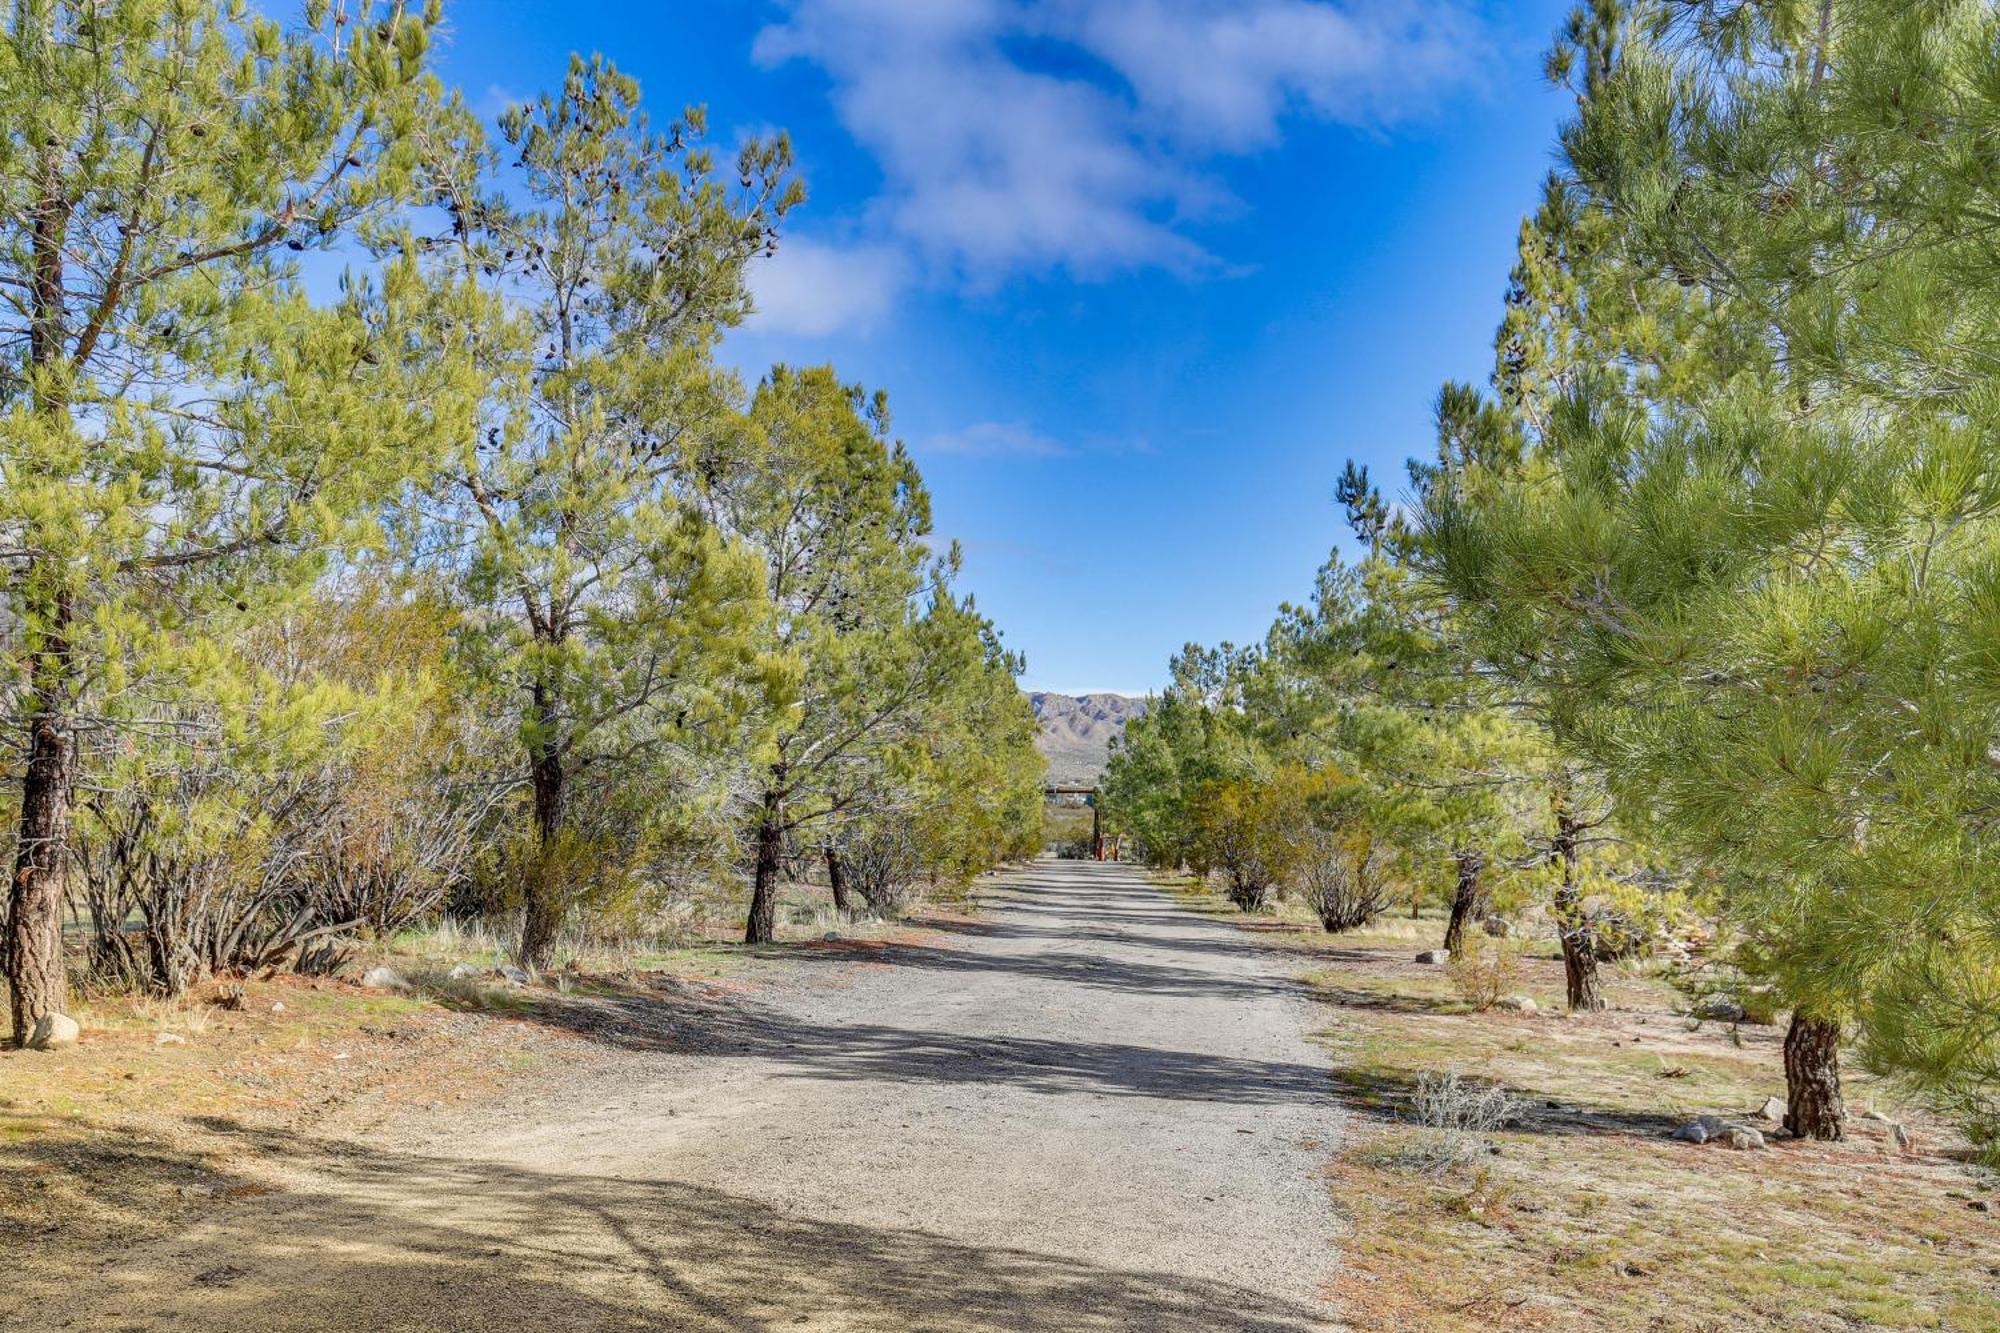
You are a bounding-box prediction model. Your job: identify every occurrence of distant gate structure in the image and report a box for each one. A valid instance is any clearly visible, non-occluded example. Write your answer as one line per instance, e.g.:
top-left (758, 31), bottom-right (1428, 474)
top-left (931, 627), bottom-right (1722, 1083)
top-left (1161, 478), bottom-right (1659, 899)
top-left (1043, 784), bottom-right (1118, 861)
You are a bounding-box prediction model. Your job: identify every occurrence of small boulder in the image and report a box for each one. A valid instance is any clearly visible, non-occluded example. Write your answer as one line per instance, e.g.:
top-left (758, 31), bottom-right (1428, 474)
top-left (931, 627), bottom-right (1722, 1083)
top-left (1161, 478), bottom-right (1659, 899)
top-left (269, 1001), bottom-right (286, 1014)
top-left (822, 931), bottom-right (841, 942)
top-left (360, 966), bottom-right (409, 992)
top-left (1695, 998), bottom-right (1746, 1022)
top-left (1482, 916), bottom-right (1511, 938)
top-left (1725, 1126), bottom-right (1766, 1151)
top-left (446, 963), bottom-right (480, 980)
top-left (494, 964), bottom-right (531, 986)
top-left (1671, 1121), bottom-right (1711, 1144)
top-left (1415, 949), bottom-right (1450, 965)
top-left (26, 1012), bottom-right (79, 1051)
top-left (1756, 1096), bottom-right (1786, 1122)
top-left (1497, 994), bottom-right (1539, 1015)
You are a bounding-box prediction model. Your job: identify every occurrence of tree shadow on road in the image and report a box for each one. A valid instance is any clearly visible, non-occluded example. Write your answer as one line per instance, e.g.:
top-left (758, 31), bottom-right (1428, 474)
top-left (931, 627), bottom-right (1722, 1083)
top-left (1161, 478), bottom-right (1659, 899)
top-left (4, 1120), bottom-right (1338, 1333)
top-left (783, 938), bottom-right (1299, 1004)
top-left (509, 980), bottom-right (1336, 1107)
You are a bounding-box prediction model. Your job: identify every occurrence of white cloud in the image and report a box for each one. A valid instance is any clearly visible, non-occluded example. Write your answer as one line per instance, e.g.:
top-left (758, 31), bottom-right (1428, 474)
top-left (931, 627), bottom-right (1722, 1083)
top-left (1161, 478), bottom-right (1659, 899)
top-left (1063, 1), bottom-right (1475, 150)
top-left (755, 0), bottom-right (1479, 287)
top-left (746, 237), bottom-right (911, 337)
top-left (925, 421), bottom-right (1070, 457)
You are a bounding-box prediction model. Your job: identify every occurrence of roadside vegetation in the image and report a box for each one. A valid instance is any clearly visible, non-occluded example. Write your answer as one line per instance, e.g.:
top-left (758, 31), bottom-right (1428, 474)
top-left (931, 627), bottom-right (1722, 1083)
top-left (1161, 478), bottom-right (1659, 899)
top-left (1160, 874), bottom-right (2000, 1330)
top-left (1107, 0), bottom-right (2000, 1167)
top-left (0, 0), bottom-right (1045, 1060)
top-left (1104, 1), bottom-right (2000, 1306)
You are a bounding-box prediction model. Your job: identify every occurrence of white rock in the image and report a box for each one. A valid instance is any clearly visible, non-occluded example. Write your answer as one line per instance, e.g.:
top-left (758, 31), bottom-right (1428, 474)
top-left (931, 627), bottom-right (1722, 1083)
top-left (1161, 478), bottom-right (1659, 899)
top-left (154, 1031), bottom-right (188, 1047)
top-left (1725, 1126), bottom-right (1767, 1150)
top-left (494, 964), bottom-right (531, 985)
top-left (1756, 1096), bottom-right (1786, 1122)
top-left (269, 1001), bottom-right (286, 1014)
top-left (360, 965), bottom-right (410, 991)
top-left (1415, 949), bottom-right (1450, 965)
top-left (446, 963), bottom-right (480, 980)
top-left (26, 1012), bottom-right (79, 1050)
top-left (1498, 994), bottom-right (1538, 1015)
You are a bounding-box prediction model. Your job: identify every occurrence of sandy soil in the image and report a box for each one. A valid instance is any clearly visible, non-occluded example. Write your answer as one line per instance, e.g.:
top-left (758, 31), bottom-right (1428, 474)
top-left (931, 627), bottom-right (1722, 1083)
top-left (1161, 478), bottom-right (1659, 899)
top-left (13, 860), bottom-right (1343, 1331)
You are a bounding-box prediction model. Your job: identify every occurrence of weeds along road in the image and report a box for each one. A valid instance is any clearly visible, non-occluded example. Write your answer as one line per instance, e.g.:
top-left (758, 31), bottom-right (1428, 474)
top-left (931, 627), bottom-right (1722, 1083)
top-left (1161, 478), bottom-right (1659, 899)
top-left (27, 859), bottom-right (1343, 1332)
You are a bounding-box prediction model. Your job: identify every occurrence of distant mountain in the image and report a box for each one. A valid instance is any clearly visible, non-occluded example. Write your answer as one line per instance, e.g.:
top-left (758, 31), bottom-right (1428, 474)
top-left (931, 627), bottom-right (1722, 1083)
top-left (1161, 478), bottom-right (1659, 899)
top-left (1028, 691), bottom-right (1148, 785)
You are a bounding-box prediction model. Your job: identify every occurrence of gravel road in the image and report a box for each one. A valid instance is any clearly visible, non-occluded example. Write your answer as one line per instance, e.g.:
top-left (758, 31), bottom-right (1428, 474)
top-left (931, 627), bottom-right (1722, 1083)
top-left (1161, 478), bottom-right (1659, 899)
top-left (35, 859), bottom-right (1343, 1331)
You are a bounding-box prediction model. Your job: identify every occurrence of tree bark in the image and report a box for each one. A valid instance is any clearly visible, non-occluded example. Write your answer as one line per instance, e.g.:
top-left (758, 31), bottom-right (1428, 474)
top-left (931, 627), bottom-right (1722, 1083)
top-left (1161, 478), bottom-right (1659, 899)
top-left (9, 154), bottom-right (76, 1045)
top-left (1783, 1011), bottom-right (1845, 1140)
top-left (517, 693), bottom-right (566, 974)
top-left (8, 589), bottom-right (76, 1045)
top-left (1442, 846), bottom-right (1485, 957)
top-left (745, 791), bottom-right (784, 944)
top-left (825, 843), bottom-right (850, 915)
top-left (1550, 793), bottom-right (1604, 1012)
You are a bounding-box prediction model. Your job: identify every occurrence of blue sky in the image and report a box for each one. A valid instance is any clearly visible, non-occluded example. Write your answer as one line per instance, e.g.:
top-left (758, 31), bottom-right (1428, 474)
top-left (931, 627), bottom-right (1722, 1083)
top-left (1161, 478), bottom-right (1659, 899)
top-left (437, 0), bottom-right (1574, 695)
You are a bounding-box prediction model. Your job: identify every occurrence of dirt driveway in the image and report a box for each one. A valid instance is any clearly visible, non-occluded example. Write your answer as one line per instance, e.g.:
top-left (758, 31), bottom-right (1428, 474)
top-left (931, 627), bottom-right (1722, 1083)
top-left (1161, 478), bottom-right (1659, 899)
top-left (16, 859), bottom-right (1342, 1331)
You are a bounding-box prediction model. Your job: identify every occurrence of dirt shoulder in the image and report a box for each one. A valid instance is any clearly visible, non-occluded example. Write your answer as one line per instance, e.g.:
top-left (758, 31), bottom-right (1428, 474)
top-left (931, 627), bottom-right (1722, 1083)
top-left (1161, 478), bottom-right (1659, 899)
top-left (1152, 875), bottom-right (2000, 1332)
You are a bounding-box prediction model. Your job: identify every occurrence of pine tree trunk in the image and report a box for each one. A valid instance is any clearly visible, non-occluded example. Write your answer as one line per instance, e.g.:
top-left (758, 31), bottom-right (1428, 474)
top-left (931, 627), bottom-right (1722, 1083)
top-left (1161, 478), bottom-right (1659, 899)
top-left (517, 704), bottom-right (565, 975)
top-left (8, 589), bottom-right (76, 1045)
top-left (1442, 847), bottom-right (1484, 957)
top-left (744, 790), bottom-right (784, 945)
top-left (1783, 1011), bottom-right (1845, 1140)
top-left (1550, 795), bottom-right (1605, 1012)
top-left (825, 844), bottom-right (850, 915)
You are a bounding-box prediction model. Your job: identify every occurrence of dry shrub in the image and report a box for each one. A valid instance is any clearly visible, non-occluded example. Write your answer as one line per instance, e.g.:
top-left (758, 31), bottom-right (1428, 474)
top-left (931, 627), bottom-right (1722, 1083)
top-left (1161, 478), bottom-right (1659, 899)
top-left (1447, 934), bottom-right (1520, 1011)
top-left (1398, 1069), bottom-right (1516, 1177)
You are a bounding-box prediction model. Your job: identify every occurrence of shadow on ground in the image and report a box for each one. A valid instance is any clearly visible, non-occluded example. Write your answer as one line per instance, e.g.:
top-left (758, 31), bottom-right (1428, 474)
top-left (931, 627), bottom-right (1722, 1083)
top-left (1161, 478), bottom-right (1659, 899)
top-left (5, 1121), bottom-right (1334, 1333)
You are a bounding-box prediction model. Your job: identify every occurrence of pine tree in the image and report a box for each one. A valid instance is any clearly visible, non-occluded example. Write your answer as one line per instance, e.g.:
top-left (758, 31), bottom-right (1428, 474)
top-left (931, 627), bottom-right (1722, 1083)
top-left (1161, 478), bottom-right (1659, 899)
top-left (1421, 0), bottom-right (2000, 1144)
top-left (0, 0), bottom-right (466, 1041)
top-left (417, 56), bottom-right (799, 971)
top-left (716, 366), bottom-right (962, 945)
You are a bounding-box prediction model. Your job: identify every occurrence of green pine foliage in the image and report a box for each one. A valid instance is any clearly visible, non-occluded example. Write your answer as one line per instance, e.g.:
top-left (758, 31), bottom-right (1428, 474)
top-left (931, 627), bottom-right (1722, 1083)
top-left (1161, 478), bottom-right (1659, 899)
top-left (1419, 0), bottom-right (2000, 1150)
top-left (0, 1), bottom-right (1045, 1031)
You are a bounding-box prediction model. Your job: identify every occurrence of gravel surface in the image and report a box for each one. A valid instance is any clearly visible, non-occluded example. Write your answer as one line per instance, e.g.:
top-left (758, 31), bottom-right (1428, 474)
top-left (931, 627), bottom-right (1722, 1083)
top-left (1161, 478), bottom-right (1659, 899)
top-left (28, 859), bottom-right (1343, 1331)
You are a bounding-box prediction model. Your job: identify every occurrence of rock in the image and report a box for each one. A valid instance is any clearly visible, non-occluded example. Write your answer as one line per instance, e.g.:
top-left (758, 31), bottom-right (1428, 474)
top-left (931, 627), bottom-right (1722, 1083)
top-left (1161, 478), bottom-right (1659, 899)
top-left (1415, 949), bottom-right (1450, 965)
top-left (446, 963), bottom-right (480, 980)
top-left (1756, 1096), bottom-right (1786, 1122)
top-left (154, 1031), bottom-right (188, 1046)
top-left (1671, 1121), bottom-right (1711, 1144)
top-left (1497, 994), bottom-right (1538, 1015)
top-left (822, 931), bottom-right (841, 942)
top-left (360, 966), bottom-right (409, 992)
top-left (494, 964), bottom-right (530, 985)
top-left (1482, 916), bottom-right (1511, 938)
top-left (1695, 998), bottom-right (1746, 1022)
top-left (269, 1001), bottom-right (285, 1014)
top-left (26, 1012), bottom-right (79, 1051)
top-left (1725, 1126), bottom-right (1767, 1150)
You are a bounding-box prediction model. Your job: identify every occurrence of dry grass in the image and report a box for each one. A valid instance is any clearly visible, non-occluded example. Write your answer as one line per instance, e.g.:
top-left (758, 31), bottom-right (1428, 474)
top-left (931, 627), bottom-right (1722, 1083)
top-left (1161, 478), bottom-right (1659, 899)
top-left (1154, 872), bottom-right (2000, 1332)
